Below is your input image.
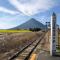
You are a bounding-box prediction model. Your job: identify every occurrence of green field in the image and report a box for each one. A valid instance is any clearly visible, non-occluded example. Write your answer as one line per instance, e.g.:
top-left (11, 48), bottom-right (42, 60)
top-left (0, 30), bottom-right (31, 32)
top-left (56, 48), bottom-right (60, 52)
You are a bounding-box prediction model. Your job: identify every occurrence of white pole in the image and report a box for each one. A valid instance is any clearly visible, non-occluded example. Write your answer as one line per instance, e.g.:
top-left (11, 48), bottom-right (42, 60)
top-left (50, 13), bottom-right (56, 56)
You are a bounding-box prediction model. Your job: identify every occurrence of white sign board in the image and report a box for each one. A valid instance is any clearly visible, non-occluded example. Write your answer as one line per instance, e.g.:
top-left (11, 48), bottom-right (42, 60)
top-left (50, 13), bottom-right (56, 56)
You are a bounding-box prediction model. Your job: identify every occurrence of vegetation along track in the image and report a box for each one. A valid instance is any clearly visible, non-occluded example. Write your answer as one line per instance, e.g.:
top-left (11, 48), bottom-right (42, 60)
top-left (9, 32), bottom-right (46, 60)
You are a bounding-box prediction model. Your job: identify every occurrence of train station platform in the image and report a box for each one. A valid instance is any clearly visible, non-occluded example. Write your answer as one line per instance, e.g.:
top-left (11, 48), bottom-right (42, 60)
top-left (37, 51), bottom-right (60, 60)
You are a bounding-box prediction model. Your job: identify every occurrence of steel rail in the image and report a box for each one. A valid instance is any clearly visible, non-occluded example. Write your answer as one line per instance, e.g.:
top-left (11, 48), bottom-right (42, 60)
top-left (9, 32), bottom-right (46, 60)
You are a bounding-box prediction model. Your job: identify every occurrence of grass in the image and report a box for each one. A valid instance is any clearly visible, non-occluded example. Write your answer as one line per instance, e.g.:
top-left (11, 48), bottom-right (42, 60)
top-left (0, 29), bottom-right (31, 32)
top-left (0, 32), bottom-right (42, 53)
top-left (0, 32), bottom-right (42, 60)
top-left (56, 29), bottom-right (60, 52)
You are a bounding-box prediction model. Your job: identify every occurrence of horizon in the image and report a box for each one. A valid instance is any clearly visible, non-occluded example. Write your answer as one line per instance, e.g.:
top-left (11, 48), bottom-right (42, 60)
top-left (0, 0), bottom-right (60, 29)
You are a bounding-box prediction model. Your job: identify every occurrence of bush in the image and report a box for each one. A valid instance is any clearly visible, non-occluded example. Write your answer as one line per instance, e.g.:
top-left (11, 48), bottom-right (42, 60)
top-left (29, 28), bottom-right (41, 31)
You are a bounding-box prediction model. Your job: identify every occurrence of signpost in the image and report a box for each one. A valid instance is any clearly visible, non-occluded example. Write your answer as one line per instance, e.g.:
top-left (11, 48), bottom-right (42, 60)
top-left (50, 12), bottom-right (56, 56)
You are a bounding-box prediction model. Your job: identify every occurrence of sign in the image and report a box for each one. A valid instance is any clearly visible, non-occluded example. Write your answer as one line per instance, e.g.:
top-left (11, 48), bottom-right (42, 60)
top-left (50, 13), bottom-right (56, 56)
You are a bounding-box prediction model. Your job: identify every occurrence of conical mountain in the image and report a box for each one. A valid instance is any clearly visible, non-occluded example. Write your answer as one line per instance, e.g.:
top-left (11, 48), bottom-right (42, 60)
top-left (12, 18), bottom-right (46, 30)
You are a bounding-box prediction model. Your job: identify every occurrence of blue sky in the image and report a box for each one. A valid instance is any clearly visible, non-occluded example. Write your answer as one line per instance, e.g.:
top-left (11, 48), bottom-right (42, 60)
top-left (0, 0), bottom-right (60, 29)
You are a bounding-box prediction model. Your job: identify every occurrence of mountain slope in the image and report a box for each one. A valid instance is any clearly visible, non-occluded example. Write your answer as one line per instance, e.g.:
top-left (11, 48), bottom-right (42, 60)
top-left (11, 18), bottom-right (46, 30)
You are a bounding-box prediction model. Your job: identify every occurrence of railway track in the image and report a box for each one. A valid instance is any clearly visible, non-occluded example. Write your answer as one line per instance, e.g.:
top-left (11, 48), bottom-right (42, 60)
top-left (9, 32), bottom-right (46, 60)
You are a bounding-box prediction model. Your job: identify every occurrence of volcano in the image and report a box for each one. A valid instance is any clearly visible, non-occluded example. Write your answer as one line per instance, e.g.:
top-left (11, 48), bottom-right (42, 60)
top-left (11, 18), bottom-right (46, 30)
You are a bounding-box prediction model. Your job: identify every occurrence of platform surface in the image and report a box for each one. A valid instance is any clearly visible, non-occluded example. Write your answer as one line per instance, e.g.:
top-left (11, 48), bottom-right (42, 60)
top-left (37, 51), bottom-right (60, 60)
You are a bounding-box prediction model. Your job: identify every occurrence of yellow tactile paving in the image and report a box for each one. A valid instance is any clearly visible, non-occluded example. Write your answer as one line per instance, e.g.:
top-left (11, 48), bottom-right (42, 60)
top-left (30, 54), bottom-right (36, 60)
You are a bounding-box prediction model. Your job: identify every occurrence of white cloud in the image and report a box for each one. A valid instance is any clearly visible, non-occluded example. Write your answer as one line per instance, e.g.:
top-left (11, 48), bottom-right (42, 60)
top-left (9, 0), bottom-right (58, 16)
top-left (0, 23), bottom-right (15, 29)
top-left (0, 16), bottom-right (20, 29)
top-left (0, 7), bottom-right (19, 15)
